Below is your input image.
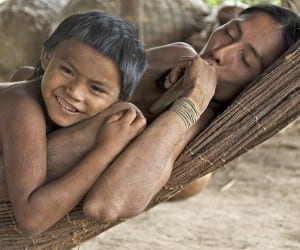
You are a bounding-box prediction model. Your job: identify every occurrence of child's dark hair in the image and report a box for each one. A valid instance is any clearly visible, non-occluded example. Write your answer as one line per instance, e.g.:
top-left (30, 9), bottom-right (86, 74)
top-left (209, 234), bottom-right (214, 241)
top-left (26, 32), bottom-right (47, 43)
top-left (33, 11), bottom-right (147, 100)
top-left (240, 5), bottom-right (300, 51)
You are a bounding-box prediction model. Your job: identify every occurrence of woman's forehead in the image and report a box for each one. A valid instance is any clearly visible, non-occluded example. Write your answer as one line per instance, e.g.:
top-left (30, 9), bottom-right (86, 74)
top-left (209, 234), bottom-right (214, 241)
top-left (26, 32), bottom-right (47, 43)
top-left (235, 13), bottom-right (284, 67)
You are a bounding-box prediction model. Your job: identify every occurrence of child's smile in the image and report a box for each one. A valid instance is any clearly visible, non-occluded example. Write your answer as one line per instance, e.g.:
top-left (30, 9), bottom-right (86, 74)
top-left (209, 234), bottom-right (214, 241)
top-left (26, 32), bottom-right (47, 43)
top-left (40, 38), bottom-right (121, 127)
top-left (55, 95), bottom-right (80, 114)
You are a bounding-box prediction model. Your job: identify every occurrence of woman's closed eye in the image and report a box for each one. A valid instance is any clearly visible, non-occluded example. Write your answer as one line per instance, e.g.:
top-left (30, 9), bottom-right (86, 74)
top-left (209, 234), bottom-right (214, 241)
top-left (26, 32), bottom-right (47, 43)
top-left (224, 27), bottom-right (234, 41)
top-left (239, 50), bottom-right (251, 68)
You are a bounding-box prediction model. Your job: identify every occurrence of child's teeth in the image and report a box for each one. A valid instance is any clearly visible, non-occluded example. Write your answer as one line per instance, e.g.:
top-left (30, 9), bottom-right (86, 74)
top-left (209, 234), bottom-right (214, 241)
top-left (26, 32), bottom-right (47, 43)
top-left (57, 97), bottom-right (77, 112)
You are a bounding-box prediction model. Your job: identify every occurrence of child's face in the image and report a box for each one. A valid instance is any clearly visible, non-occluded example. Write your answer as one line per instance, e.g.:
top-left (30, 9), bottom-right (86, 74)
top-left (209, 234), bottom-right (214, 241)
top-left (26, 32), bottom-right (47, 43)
top-left (201, 12), bottom-right (284, 102)
top-left (40, 38), bottom-right (121, 127)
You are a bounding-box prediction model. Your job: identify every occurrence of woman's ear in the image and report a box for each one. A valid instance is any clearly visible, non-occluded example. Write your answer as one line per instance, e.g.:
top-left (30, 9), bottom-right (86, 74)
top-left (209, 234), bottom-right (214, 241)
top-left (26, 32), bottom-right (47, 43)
top-left (40, 48), bottom-right (53, 70)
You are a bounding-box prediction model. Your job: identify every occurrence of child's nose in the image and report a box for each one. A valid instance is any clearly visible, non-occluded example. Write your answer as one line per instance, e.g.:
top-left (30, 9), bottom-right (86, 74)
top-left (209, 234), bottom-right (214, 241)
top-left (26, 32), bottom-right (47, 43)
top-left (65, 80), bottom-right (86, 101)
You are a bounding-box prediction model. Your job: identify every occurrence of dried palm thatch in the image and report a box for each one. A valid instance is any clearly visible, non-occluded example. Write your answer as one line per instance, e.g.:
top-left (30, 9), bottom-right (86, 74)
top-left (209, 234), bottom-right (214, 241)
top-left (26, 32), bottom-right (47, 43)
top-left (282, 0), bottom-right (300, 14)
top-left (0, 0), bottom-right (69, 77)
top-left (0, 39), bottom-right (299, 250)
top-left (0, 0), bottom-right (210, 79)
top-left (58, 0), bottom-right (210, 47)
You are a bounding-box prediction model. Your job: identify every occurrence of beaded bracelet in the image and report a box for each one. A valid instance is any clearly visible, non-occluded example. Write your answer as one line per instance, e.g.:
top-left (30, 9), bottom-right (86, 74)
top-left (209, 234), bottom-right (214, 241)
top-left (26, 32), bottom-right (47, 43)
top-left (170, 98), bottom-right (200, 130)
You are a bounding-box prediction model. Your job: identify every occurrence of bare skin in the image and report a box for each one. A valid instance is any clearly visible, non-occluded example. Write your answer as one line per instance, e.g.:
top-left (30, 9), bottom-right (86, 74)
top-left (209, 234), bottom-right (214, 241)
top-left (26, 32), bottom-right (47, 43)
top-left (0, 39), bottom-right (147, 234)
top-left (0, 50), bottom-right (216, 231)
top-left (0, 12), bottom-right (285, 234)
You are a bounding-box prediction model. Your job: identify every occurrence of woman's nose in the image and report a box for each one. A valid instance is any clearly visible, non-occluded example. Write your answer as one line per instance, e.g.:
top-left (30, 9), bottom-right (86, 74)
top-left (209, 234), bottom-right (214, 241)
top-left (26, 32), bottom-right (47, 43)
top-left (212, 43), bottom-right (240, 65)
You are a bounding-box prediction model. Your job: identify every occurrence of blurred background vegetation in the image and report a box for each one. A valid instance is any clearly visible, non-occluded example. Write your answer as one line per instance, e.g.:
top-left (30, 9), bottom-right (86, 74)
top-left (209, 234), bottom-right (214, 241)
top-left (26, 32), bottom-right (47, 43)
top-left (204, 0), bottom-right (281, 6)
top-left (0, 0), bottom-right (290, 80)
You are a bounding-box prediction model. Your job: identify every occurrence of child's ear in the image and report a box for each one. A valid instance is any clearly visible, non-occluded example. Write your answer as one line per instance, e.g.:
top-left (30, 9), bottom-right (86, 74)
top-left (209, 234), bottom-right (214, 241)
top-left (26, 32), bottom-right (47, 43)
top-left (40, 48), bottom-right (53, 70)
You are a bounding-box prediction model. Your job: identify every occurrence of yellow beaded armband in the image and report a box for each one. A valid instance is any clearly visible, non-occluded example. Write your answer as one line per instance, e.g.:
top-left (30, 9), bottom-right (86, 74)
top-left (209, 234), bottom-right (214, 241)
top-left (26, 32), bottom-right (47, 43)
top-left (170, 98), bottom-right (200, 130)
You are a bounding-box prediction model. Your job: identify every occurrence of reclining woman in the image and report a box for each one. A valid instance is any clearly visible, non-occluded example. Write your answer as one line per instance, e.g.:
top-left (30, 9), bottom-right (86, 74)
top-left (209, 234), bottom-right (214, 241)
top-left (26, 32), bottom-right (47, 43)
top-left (1, 4), bottom-right (299, 234)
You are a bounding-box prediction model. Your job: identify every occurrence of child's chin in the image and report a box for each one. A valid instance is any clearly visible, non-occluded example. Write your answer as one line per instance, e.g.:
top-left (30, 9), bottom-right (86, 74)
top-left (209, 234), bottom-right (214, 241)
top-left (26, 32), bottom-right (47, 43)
top-left (49, 111), bottom-right (87, 128)
top-left (50, 118), bottom-right (76, 128)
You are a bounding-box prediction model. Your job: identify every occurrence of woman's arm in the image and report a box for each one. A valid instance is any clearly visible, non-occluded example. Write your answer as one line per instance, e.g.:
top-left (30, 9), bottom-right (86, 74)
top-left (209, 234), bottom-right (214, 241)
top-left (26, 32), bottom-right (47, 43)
top-left (83, 56), bottom-right (217, 222)
top-left (83, 108), bottom-right (214, 222)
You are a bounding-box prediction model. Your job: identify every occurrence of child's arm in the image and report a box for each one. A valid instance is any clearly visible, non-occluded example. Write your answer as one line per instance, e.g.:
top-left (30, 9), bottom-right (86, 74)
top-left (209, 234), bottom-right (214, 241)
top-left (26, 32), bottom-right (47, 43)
top-left (1, 91), bottom-right (145, 235)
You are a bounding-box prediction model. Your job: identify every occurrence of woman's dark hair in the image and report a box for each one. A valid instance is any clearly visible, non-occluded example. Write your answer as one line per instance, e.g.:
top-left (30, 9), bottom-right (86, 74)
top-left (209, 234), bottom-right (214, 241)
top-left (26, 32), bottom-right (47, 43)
top-left (240, 4), bottom-right (300, 51)
top-left (34, 11), bottom-right (147, 100)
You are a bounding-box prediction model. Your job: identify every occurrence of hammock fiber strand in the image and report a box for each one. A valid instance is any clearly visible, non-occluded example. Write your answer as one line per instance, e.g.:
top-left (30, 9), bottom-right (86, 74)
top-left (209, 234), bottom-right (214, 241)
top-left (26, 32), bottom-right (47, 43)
top-left (0, 42), bottom-right (299, 249)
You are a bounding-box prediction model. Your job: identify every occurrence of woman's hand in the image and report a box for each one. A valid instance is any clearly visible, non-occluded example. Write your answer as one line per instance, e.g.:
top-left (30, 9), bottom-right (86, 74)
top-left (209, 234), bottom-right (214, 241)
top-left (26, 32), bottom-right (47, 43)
top-left (164, 56), bottom-right (217, 113)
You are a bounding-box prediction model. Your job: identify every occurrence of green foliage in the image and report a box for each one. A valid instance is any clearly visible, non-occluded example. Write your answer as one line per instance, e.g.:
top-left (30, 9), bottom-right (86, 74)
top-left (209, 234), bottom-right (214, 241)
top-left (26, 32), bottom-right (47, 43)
top-left (205, 0), bottom-right (222, 5)
top-left (204, 0), bottom-right (281, 6)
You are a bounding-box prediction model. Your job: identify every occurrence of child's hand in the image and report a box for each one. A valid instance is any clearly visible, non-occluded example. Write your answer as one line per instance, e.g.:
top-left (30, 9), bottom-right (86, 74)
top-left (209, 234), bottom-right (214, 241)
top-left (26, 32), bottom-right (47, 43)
top-left (95, 102), bottom-right (146, 155)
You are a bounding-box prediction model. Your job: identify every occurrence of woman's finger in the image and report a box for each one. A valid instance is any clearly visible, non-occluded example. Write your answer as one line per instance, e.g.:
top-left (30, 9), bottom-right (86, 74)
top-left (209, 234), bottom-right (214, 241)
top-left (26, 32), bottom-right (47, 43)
top-left (163, 61), bottom-right (189, 89)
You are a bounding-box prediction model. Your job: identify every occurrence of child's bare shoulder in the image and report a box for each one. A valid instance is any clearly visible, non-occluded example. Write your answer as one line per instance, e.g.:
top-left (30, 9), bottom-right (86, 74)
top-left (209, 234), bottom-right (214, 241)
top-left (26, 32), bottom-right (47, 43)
top-left (1, 80), bottom-right (41, 102)
top-left (0, 80), bottom-right (44, 130)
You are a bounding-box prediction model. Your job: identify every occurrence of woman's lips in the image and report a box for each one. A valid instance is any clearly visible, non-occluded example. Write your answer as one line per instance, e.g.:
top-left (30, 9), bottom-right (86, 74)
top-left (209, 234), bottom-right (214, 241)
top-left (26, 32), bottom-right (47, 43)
top-left (55, 96), bottom-right (79, 113)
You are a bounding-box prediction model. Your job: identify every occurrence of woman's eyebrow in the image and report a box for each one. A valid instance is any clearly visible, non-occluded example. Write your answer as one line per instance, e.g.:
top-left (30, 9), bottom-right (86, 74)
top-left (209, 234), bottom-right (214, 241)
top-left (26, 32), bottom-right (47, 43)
top-left (247, 43), bottom-right (263, 69)
top-left (232, 20), bottom-right (242, 39)
top-left (236, 20), bottom-right (263, 69)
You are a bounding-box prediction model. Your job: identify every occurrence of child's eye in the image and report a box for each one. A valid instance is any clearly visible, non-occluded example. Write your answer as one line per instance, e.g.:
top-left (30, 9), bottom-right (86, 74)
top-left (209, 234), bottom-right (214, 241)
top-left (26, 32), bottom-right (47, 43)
top-left (90, 84), bottom-right (106, 94)
top-left (60, 66), bottom-right (74, 76)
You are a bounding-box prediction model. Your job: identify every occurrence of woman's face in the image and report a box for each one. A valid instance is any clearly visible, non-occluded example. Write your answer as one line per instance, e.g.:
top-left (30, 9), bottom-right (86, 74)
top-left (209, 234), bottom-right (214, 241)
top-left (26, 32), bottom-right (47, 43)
top-left (201, 12), bottom-right (285, 102)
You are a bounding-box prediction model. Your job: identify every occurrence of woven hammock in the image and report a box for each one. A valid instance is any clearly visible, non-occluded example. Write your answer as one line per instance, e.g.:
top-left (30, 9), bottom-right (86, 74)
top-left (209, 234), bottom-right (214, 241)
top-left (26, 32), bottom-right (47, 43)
top-left (0, 42), bottom-right (299, 249)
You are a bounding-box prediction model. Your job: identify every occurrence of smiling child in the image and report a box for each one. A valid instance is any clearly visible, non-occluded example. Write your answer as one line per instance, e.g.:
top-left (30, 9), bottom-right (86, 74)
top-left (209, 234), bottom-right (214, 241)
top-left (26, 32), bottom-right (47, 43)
top-left (0, 11), bottom-right (146, 234)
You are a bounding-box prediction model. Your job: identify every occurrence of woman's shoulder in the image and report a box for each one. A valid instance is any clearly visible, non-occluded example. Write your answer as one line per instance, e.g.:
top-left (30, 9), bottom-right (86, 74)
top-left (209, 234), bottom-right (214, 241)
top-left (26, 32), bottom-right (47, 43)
top-left (147, 42), bottom-right (197, 53)
top-left (145, 42), bottom-right (198, 72)
top-left (9, 66), bottom-right (35, 82)
top-left (146, 42), bottom-right (197, 61)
